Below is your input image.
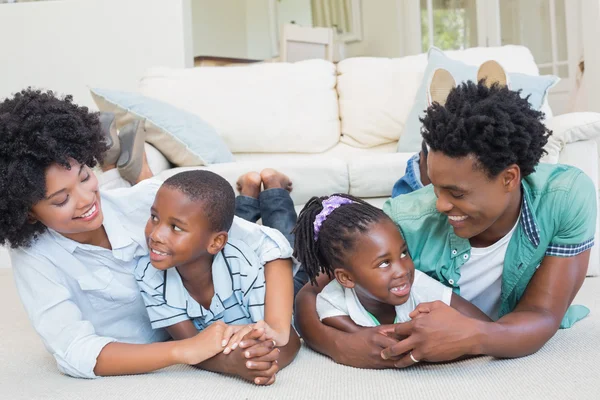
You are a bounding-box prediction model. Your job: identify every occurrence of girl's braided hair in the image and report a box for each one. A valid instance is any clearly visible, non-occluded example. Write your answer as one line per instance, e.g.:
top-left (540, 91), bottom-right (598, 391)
top-left (292, 193), bottom-right (390, 285)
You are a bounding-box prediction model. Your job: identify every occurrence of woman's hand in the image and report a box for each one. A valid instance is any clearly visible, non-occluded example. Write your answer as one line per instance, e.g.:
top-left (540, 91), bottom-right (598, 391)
top-left (175, 321), bottom-right (236, 365)
top-left (380, 301), bottom-right (480, 367)
top-left (222, 324), bottom-right (255, 354)
top-left (253, 320), bottom-right (289, 347)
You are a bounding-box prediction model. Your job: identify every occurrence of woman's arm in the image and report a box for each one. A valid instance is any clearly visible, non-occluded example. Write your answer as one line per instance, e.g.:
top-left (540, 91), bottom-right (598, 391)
top-left (95, 321), bottom-right (228, 375)
top-left (263, 258), bottom-right (294, 346)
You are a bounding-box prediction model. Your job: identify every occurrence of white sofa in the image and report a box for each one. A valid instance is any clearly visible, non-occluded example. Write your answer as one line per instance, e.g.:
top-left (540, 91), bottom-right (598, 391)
top-left (135, 46), bottom-right (600, 276)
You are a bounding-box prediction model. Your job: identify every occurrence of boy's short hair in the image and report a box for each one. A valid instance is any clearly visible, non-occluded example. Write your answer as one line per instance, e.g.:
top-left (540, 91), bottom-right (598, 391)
top-left (162, 170), bottom-right (235, 233)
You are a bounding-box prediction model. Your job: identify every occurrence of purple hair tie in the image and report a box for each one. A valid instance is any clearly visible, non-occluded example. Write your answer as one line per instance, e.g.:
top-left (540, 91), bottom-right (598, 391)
top-left (313, 196), bottom-right (355, 241)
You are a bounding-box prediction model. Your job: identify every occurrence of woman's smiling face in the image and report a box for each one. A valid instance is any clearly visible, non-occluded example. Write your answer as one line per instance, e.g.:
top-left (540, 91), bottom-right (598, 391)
top-left (29, 159), bottom-right (103, 241)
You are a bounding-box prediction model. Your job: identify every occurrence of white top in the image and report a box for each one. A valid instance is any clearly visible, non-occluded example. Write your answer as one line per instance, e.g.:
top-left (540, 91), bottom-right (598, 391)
top-left (316, 270), bottom-right (453, 327)
top-left (135, 217), bottom-right (293, 330)
top-left (459, 218), bottom-right (520, 320)
top-left (10, 179), bottom-right (170, 379)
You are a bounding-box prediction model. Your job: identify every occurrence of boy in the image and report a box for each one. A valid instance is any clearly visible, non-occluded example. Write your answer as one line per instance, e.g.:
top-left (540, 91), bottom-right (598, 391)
top-left (135, 170), bottom-right (300, 385)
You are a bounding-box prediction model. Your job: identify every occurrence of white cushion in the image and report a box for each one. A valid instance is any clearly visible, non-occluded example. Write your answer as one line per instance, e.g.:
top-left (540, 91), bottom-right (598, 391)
top-left (348, 153), bottom-right (413, 198)
top-left (139, 60), bottom-right (340, 154)
top-left (337, 54), bottom-right (428, 148)
top-left (156, 158), bottom-right (348, 207)
top-left (542, 112), bottom-right (600, 164)
top-left (336, 46), bottom-right (548, 149)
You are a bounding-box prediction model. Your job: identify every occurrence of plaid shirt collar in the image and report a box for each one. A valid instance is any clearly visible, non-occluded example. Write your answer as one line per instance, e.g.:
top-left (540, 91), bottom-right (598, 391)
top-left (519, 185), bottom-right (541, 248)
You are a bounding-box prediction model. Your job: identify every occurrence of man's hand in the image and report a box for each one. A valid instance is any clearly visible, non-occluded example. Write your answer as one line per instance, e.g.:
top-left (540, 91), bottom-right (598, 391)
top-left (380, 301), bottom-right (479, 368)
top-left (332, 325), bottom-right (401, 369)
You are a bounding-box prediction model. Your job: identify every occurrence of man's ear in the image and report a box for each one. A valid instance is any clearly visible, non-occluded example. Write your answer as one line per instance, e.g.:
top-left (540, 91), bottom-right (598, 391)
top-left (334, 268), bottom-right (355, 289)
top-left (207, 231), bottom-right (228, 255)
top-left (502, 165), bottom-right (521, 193)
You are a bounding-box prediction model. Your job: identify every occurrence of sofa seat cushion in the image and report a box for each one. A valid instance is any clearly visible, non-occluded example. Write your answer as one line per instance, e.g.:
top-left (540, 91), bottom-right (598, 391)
top-left (139, 60), bottom-right (340, 154)
top-left (156, 158), bottom-right (348, 207)
top-left (348, 153), bottom-right (413, 198)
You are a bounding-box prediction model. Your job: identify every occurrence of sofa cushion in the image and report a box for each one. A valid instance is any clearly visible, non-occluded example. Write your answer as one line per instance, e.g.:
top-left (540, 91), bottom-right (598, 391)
top-left (397, 46), bottom-right (559, 152)
top-left (91, 89), bottom-right (233, 167)
top-left (348, 153), bottom-right (412, 198)
top-left (336, 46), bottom-right (552, 150)
top-left (139, 60), bottom-right (340, 154)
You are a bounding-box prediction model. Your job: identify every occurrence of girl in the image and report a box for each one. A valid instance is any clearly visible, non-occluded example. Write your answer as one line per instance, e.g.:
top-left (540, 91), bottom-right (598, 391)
top-left (293, 194), bottom-right (489, 338)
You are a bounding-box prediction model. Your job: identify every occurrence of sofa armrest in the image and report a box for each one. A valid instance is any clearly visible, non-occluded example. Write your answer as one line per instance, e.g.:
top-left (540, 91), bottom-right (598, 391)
top-left (558, 140), bottom-right (599, 276)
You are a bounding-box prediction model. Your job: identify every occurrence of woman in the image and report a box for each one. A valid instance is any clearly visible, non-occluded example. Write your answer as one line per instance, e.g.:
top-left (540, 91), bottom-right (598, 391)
top-left (0, 89), bottom-right (282, 382)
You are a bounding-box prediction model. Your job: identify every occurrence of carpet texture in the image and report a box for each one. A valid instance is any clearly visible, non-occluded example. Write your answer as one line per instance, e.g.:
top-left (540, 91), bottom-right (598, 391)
top-left (1, 269), bottom-right (599, 400)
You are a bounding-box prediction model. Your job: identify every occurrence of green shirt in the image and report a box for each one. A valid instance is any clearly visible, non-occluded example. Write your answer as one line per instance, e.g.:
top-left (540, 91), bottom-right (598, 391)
top-left (383, 164), bottom-right (596, 328)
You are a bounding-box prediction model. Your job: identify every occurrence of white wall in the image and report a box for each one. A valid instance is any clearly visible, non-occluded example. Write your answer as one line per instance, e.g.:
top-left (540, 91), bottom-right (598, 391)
top-left (0, 0), bottom-right (193, 110)
top-left (246, 0), bottom-right (276, 60)
top-left (277, 0), bottom-right (313, 27)
top-left (582, 0), bottom-right (600, 112)
top-left (344, 0), bottom-right (402, 58)
top-left (191, 0), bottom-right (248, 58)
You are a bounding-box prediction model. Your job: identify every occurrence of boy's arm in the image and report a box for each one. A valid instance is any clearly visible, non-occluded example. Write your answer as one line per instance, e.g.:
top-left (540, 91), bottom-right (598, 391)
top-left (167, 320), bottom-right (199, 340)
top-left (263, 258), bottom-right (294, 346)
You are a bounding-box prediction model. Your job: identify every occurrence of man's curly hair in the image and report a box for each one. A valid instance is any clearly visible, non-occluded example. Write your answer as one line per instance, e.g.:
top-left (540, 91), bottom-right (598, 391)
top-left (421, 81), bottom-right (551, 178)
top-left (0, 88), bottom-right (108, 248)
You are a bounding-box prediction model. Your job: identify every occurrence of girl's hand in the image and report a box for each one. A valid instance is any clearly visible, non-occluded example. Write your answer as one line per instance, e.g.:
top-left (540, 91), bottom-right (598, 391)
top-left (175, 321), bottom-right (232, 365)
top-left (223, 324), bottom-right (256, 355)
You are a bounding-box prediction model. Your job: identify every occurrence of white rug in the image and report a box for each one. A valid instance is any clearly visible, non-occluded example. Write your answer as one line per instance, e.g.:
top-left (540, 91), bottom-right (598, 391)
top-left (1, 269), bottom-right (599, 400)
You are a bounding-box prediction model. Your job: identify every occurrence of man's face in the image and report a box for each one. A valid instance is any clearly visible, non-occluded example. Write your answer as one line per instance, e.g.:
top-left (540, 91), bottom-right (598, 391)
top-left (427, 150), bottom-right (515, 240)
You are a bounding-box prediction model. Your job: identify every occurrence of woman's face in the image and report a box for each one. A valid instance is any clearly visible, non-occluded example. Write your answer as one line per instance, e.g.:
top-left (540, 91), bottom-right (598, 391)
top-left (30, 159), bottom-right (103, 241)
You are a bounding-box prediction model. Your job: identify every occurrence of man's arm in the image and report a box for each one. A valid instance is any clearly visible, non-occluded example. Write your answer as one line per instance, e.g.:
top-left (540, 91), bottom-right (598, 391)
top-left (450, 294), bottom-right (492, 322)
top-left (295, 274), bottom-right (399, 368)
top-left (383, 251), bottom-right (590, 366)
top-left (475, 251), bottom-right (588, 357)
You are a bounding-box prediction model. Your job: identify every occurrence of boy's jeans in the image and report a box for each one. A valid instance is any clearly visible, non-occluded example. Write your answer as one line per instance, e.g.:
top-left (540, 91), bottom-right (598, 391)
top-left (235, 188), bottom-right (309, 298)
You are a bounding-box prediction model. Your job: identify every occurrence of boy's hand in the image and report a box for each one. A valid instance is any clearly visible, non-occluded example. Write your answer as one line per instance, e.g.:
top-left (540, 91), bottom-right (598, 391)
top-left (176, 321), bottom-right (231, 365)
top-left (237, 328), bottom-right (280, 385)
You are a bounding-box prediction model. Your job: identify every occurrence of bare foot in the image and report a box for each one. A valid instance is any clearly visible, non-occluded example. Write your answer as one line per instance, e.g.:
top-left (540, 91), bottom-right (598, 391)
top-left (260, 168), bottom-right (293, 192)
top-left (236, 171), bottom-right (262, 198)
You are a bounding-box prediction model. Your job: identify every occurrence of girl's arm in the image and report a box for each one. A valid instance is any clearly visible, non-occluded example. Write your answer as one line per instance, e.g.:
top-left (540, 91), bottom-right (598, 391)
top-left (263, 258), bottom-right (294, 346)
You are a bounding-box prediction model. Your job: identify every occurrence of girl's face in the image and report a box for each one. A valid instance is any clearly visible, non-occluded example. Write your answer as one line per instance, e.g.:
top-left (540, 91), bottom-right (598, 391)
top-left (334, 218), bottom-right (415, 307)
top-left (30, 159), bottom-right (103, 242)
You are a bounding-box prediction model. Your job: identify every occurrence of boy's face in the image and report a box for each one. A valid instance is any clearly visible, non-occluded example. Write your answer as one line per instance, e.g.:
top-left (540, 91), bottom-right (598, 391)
top-left (336, 218), bottom-right (416, 307)
top-left (144, 186), bottom-right (216, 270)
